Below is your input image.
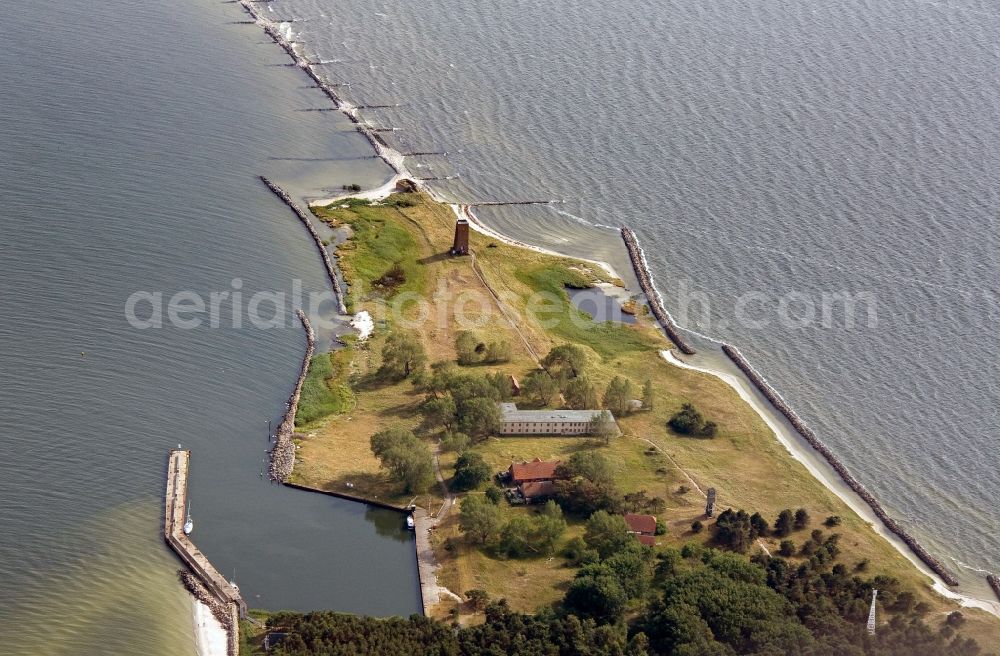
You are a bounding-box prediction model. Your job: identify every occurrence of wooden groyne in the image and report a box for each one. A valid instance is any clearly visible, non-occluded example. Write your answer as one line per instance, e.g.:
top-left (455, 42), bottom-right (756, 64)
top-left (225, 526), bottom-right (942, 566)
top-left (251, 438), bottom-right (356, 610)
top-left (620, 227), bottom-right (697, 355)
top-left (269, 310), bottom-right (315, 482)
top-left (165, 449), bottom-right (244, 656)
top-left (988, 574), bottom-right (1000, 602)
top-left (259, 175), bottom-right (348, 315)
top-left (237, 0), bottom-right (404, 175)
top-left (720, 343), bottom-right (960, 587)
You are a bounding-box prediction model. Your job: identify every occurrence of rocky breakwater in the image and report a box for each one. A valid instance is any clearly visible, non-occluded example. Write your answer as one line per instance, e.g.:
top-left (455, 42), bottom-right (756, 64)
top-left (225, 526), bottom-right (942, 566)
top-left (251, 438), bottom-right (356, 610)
top-left (269, 310), bottom-right (315, 482)
top-left (988, 574), bottom-right (1000, 603)
top-left (721, 343), bottom-right (960, 587)
top-left (620, 227), bottom-right (696, 355)
top-left (259, 176), bottom-right (348, 315)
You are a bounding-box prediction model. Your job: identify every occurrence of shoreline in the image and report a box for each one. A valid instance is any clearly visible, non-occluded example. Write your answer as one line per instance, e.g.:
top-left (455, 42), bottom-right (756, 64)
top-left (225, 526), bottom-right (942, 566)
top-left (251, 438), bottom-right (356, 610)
top-left (228, 0), bottom-right (1000, 633)
top-left (191, 596), bottom-right (228, 656)
top-left (661, 349), bottom-right (1000, 618)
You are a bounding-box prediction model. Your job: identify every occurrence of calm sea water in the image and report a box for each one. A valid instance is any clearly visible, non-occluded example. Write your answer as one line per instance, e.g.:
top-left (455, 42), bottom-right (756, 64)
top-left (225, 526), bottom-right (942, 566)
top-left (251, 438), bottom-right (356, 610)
top-left (285, 0), bottom-right (1000, 596)
top-left (0, 0), bottom-right (419, 653)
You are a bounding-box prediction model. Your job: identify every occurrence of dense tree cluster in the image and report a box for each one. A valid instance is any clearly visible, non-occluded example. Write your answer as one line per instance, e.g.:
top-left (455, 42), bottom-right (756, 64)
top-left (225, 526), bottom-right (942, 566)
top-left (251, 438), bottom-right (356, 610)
top-left (265, 602), bottom-right (645, 656)
top-left (552, 451), bottom-right (623, 517)
top-left (264, 532), bottom-right (990, 656)
top-left (458, 496), bottom-right (567, 558)
top-left (418, 362), bottom-right (509, 439)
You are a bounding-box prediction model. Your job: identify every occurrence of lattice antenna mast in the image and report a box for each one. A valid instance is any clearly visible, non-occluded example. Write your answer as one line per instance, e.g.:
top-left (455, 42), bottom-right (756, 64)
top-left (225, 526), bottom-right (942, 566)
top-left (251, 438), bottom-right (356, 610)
top-left (867, 589), bottom-right (878, 635)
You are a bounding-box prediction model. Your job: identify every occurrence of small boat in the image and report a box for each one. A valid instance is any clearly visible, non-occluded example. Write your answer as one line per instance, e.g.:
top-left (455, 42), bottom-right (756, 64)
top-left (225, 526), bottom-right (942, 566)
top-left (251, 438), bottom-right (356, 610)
top-left (183, 502), bottom-right (194, 535)
top-left (406, 515), bottom-right (415, 530)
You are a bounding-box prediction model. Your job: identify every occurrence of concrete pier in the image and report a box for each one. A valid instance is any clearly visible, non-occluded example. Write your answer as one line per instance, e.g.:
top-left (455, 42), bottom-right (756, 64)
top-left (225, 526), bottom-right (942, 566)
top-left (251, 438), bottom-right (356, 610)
top-left (165, 449), bottom-right (244, 655)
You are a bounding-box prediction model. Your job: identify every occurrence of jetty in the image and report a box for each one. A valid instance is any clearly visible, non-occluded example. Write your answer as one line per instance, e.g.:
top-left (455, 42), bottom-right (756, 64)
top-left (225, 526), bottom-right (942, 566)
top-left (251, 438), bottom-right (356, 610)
top-left (259, 176), bottom-right (348, 315)
top-left (269, 309), bottom-right (316, 482)
top-left (620, 226), bottom-right (697, 355)
top-left (165, 449), bottom-right (244, 655)
top-left (720, 343), bottom-right (960, 587)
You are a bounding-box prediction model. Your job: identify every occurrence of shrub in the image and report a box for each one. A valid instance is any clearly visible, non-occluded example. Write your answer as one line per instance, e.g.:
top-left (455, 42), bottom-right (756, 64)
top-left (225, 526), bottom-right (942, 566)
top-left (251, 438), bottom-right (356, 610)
top-left (779, 540), bottom-right (796, 557)
top-left (668, 403), bottom-right (717, 437)
top-left (484, 486), bottom-right (503, 505)
top-left (774, 509), bottom-right (794, 537)
top-left (824, 515), bottom-right (841, 527)
top-left (691, 520), bottom-right (704, 534)
top-left (793, 508), bottom-right (810, 530)
top-left (465, 589), bottom-right (490, 612)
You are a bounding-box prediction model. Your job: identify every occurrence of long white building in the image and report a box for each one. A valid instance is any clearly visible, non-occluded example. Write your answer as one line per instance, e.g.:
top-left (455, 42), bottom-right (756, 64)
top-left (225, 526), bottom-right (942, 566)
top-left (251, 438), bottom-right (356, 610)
top-left (498, 403), bottom-right (619, 436)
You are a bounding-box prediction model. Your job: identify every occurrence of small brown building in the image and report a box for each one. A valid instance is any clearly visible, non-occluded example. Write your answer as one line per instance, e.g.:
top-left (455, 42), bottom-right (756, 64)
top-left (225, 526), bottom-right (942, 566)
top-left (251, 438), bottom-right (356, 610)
top-left (508, 458), bottom-right (560, 484)
top-left (520, 480), bottom-right (555, 503)
top-left (624, 513), bottom-right (657, 546)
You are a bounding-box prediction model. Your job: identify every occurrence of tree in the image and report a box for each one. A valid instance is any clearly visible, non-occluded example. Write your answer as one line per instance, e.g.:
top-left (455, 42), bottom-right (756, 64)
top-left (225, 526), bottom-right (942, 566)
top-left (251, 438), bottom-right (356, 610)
top-left (557, 450), bottom-right (614, 487)
top-left (668, 403), bottom-right (703, 434)
top-left (369, 427), bottom-right (433, 493)
top-left (793, 508), bottom-right (810, 530)
top-left (421, 395), bottom-right (456, 430)
top-left (642, 379), bottom-right (654, 410)
top-left (583, 510), bottom-right (631, 559)
top-left (778, 540), bottom-right (795, 557)
top-left (541, 343), bottom-right (588, 378)
top-left (534, 501), bottom-right (567, 553)
top-left (553, 478), bottom-right (621, 517)
top-left (564, 375), bottom-right (599, 410)
top-left (455, 330), bottom-right (482, 365)
top-left (440, 430), bottom-right (470, 454)
top-left (774, 509), bottom-right (794, 537)
top-left (457, 397), bottom-right (503, 438)
top-left (459, 495), bottom-right (501, 544)
top-left (691, 520), bottom-right (704, 534)
top-left (824, 515), bottom-right (842, 527)
top-left (465, 589), bottom-right (490, 612)
top-left (602, 376), bottom-right (633, 416)
top-left (452, 451), bottom-right (491, 491)
top-left (499, 515), bottom-right (536, 557)
top-left (484, 340), bottom-right (512, 363)
top-left (484, 486), bottom-right (503, 504)
top-left (379, 331), bottom-right (427, 380)
top-left (749, 512), bottom-right (769, 537)
top-left (602, 546), bottom-right (652, 598)
top-left (522, 369), bottom-right (558, 405)
top-left (589, 410), bottom-right (618, 444)
top-left (563, 573), bottom-right (628, 622)
top-left (714, 508), bottom-right (755, 553)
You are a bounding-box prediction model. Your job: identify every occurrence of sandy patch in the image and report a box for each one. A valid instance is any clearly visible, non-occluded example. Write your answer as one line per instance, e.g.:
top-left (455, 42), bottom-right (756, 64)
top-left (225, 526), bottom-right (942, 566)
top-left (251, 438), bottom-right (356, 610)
top-left (191, 598), bottom-right (227, 656)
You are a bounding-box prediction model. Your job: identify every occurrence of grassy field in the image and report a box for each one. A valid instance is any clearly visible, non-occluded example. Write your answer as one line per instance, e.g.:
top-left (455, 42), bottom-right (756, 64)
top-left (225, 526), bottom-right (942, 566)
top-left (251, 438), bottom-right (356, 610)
top-left (292, 191), bottom-right (999, 640)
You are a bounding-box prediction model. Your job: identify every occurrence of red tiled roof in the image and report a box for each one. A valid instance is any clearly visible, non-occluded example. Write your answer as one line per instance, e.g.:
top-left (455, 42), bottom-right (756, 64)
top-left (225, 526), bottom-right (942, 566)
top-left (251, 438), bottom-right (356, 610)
top-left (509, 458), bottom-right (560, 483)
top-left (520, 481), bottom-right (555, 499)
top-left (636, 534), bottom-right (657, 547)
top-left (624, 513), bottom-right (657, 535)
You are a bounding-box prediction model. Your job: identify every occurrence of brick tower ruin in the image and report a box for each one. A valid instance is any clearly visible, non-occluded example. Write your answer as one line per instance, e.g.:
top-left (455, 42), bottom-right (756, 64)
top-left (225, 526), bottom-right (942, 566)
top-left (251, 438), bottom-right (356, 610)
top-left (451, 218), bottom-right (470, 256)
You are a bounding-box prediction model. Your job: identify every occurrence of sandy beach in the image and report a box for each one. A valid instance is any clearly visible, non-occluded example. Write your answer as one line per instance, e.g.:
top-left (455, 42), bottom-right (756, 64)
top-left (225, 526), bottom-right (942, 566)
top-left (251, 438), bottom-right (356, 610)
top-left (191, 598), bottom-right (227, 656)
top-left (660, 349), bottom-right (1000, 619)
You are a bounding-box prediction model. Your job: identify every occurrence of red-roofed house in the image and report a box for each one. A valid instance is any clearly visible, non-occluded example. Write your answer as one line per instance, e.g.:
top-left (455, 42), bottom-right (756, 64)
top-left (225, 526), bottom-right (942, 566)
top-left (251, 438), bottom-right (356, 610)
top-left (520, 480), bottom-right (555, 503)
top-left (508, 458), bottom-right (560, 485)
top-left (625, 513), bottom-right (657, 546)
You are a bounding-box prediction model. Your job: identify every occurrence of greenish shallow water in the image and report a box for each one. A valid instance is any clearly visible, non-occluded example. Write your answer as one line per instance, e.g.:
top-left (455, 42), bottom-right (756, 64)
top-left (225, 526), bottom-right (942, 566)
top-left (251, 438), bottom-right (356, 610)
top-left (0, 0), bottom-right (419, 653)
